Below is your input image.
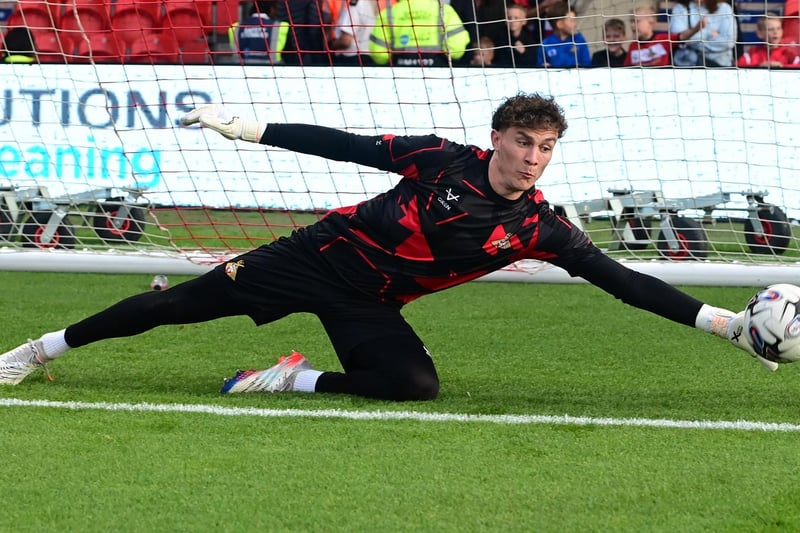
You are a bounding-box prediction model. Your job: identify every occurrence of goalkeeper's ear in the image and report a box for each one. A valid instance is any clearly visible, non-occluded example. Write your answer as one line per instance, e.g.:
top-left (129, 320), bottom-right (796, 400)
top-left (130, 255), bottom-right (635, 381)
top-left (180, 104), bottom-right (266, 143)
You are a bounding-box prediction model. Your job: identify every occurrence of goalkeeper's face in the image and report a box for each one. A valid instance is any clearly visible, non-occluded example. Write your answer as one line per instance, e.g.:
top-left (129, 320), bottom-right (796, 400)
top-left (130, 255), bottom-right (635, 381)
top-left (488, 126), bottom-right (558, 200)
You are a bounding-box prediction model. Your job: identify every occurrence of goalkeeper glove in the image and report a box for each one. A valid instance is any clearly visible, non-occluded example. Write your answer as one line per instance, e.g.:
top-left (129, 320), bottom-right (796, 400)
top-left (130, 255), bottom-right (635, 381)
top-left (700, 305), bottom-right (778, 371)
top-left (180, 104), bottom-right (265, 143)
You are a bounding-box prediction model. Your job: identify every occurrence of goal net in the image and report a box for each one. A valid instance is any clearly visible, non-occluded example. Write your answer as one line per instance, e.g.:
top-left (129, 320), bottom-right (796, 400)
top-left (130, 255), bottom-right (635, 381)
top-left (0, 0), bottom-right (798, 285)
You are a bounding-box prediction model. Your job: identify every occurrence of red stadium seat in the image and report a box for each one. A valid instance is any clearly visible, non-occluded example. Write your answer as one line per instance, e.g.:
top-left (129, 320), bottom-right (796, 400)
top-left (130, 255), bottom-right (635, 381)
top-left (194, 0), bottom-right (241, 34)
top-left (31, 29), bottom-right (70, 62)
top-left (6, 0), bottom-right (59, 31)
top-left (60, 0), bottom-right (111, 33)
top-left (111, 0), bottom-right (163, 45)
top-left (75, 31), bottom-right (122, 63)
top-left (163, 2), bottom-right (208, 43)
top-left (59, 0), bottom-right (111, 52)
top-left (178, 37), bottom-right (210, 64)
top-left (126, 31), bottom-right (179, 64)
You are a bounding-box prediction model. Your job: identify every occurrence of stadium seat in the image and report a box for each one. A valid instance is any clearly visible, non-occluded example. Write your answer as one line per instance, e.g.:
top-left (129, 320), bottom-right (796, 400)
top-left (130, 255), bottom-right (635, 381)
top-left (75, 31), bottom-right (122, 63)
top-left (163, 2), bottom-right (208, 43)
top-left (111, 0), bottom-right (163, 45)
top-left (60, 0), bottom-right (111, 34)
top-left (194, 0), bottom-right (241, 35)
top-left (58, 0), bottom-right (111, 55)
top-left (6, 0), bottom-right (59, 32)
top-left (31, 29), bottom-right (70, 63)
top-left (126, 31), bottom-right (179, 64)
top-left (178, 36), bottom-right (210, 64)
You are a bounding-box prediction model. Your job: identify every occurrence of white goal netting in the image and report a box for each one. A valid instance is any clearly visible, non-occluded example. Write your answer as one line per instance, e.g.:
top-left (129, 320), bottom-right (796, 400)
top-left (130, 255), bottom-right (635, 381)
top-left (0, 0), bottom-right (798, 284)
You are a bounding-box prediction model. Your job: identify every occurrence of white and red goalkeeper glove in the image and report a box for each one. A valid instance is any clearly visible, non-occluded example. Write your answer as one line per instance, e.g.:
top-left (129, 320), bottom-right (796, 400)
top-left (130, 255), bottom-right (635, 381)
top-left (698, 304), bottom-right (778, 371)
top-left (180, 104), bottom-right (265, 143)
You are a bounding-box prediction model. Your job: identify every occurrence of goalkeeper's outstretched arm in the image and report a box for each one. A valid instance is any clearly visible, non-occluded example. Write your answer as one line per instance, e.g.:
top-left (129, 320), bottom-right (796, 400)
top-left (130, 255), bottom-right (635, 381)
top-left (575, 253), bottom-right (776, 371)
top-left (181, 104), bottom-right (394, 169)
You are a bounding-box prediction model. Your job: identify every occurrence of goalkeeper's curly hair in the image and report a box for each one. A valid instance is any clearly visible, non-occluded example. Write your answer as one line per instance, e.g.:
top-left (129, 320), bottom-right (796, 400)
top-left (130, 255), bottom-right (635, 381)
top-left (491, 93), bottom-right (568, 138)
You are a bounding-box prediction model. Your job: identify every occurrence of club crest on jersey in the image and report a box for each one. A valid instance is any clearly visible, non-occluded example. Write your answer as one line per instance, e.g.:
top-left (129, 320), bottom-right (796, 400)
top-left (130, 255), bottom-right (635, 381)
top-left (492, 233), bottom-right (514, 250)
top-left (224, 260), bottom-right (245, 281)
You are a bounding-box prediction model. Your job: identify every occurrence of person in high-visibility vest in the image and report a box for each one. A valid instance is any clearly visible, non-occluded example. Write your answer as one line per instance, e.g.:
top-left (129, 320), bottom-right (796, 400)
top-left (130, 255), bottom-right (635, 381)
top-left (2, 26), bottom-right (36, 64)
top-left (229, 1), bottom-right (289, 65)
top-left (369, 0), bottom-right (470, 67)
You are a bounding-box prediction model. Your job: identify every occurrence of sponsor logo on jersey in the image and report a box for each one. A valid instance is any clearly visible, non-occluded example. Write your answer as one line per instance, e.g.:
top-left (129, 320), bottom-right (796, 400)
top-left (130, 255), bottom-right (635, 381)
top-left (491, 233), bottom-right (514, 250)
top-left (225, 260), bottom-right (245, 281)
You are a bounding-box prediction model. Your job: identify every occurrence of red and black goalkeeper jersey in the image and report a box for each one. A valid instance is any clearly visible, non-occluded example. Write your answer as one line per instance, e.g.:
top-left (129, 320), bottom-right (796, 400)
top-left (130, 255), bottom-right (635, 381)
top-left (262, 123), bottom-right (599, 303)
top-left (260, 123), bottom-right (704, 327)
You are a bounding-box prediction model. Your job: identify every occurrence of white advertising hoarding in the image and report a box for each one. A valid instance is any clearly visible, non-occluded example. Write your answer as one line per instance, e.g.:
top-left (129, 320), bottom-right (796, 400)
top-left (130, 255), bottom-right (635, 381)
top-left (0, 64), bottom-right (798, 217)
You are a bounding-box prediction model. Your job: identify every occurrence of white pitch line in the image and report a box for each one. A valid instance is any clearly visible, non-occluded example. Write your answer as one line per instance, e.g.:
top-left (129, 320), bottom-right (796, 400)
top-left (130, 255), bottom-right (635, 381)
top-left (2, 397), bottom-right (800, 432)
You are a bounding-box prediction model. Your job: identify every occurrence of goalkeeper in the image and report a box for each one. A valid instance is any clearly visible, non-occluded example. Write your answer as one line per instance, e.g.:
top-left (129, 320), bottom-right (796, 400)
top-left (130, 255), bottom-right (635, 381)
top-left (0, 93), bottom-right (774, 400)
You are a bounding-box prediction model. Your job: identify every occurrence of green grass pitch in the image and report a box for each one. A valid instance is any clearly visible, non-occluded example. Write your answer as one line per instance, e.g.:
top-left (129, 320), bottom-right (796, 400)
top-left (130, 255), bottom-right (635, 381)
top-left (2, 272), bottom-right (800, 531)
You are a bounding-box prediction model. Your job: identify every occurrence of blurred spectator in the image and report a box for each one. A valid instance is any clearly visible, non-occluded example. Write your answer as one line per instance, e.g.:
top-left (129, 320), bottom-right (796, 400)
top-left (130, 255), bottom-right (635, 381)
top-left (489, 2), bottom-right (540, 67)
top-left (626, 2), bottom-right (705, 66)
top-left (785, 0), bottom-right (799, 44)
top-left (469, 34), bottom-right (497, 65)
top-left (476, 0), bottom-right (513, 41)
top-left (2, 26), bottom-right (36, 64)
top-left (330, 0), bottom-right (379, 66)
top-left (321, 0), bottom-right (343, 47)
top-left (536, 1), bottom-right (591, 67)
top-left (528, 0), bottom-right (562, 40)
top-left (230, 1), bottom-right (288, 64)
top-left (737, 14), bottom-right (800, 67)
top-left (669, 0), bottom-right (735, 66)
top-left (274, 0), bottom-right (330, 65)
top-left (449, 0), bottom-right (480, 65)
top-left (518, 0), bottom-right (593, 17)
top-left (369, 0), bottom-right (470, 67)
top-left (591, 17), bottom-right (627, 66)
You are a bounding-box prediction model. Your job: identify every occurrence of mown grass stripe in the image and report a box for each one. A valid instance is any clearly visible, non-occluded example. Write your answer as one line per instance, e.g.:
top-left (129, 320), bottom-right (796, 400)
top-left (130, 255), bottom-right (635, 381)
top-left (2, 397), bottom-right (800, 432)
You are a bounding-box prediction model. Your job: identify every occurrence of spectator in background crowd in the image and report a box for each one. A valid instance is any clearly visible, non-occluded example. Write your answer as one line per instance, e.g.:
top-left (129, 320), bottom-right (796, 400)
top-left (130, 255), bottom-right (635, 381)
top-left (471, 0), bottom-right (540, 46)
top-left (476, 0), bottom-right (514, 41)
top-left (330, 0), bottom-right (379, 66)
top-left (669, 0), bottom-right (735, 66)
top-left (2, 26), bottom-right (36, 64)
top-left (230, 1), bottom-right (288, 65)
top-left (626, 2), bottom-right (705, 66)
top-left (490, 2), bottom-right (540, 67)
top-left (448, 0), bottom-right (481, 65)
top-left (320, 0), bottom-right (342, 48)
top-left (537, 1), bottom-right (591, 67)
top-left (737, 14), bottom-right (800, 68)
top-left (274, 0), bottom-right (329, 65)
top-left (369, 0), bottom-right (470, 67)
top-left (591, 17), bottom-right (627, 66)
top-left (785, 0), bottom-right (799, 44)
top-left (469, 34), bottom-right (497, 66)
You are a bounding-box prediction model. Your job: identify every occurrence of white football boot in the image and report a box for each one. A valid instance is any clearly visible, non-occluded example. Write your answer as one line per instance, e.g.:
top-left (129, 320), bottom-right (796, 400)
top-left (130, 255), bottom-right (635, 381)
top-left (0, 339), bottom-right (53, 385)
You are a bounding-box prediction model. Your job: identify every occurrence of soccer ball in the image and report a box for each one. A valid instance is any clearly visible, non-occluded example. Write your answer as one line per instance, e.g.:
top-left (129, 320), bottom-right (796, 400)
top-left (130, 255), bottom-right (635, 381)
top-left (744, 283), bottom-right (800, 363)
